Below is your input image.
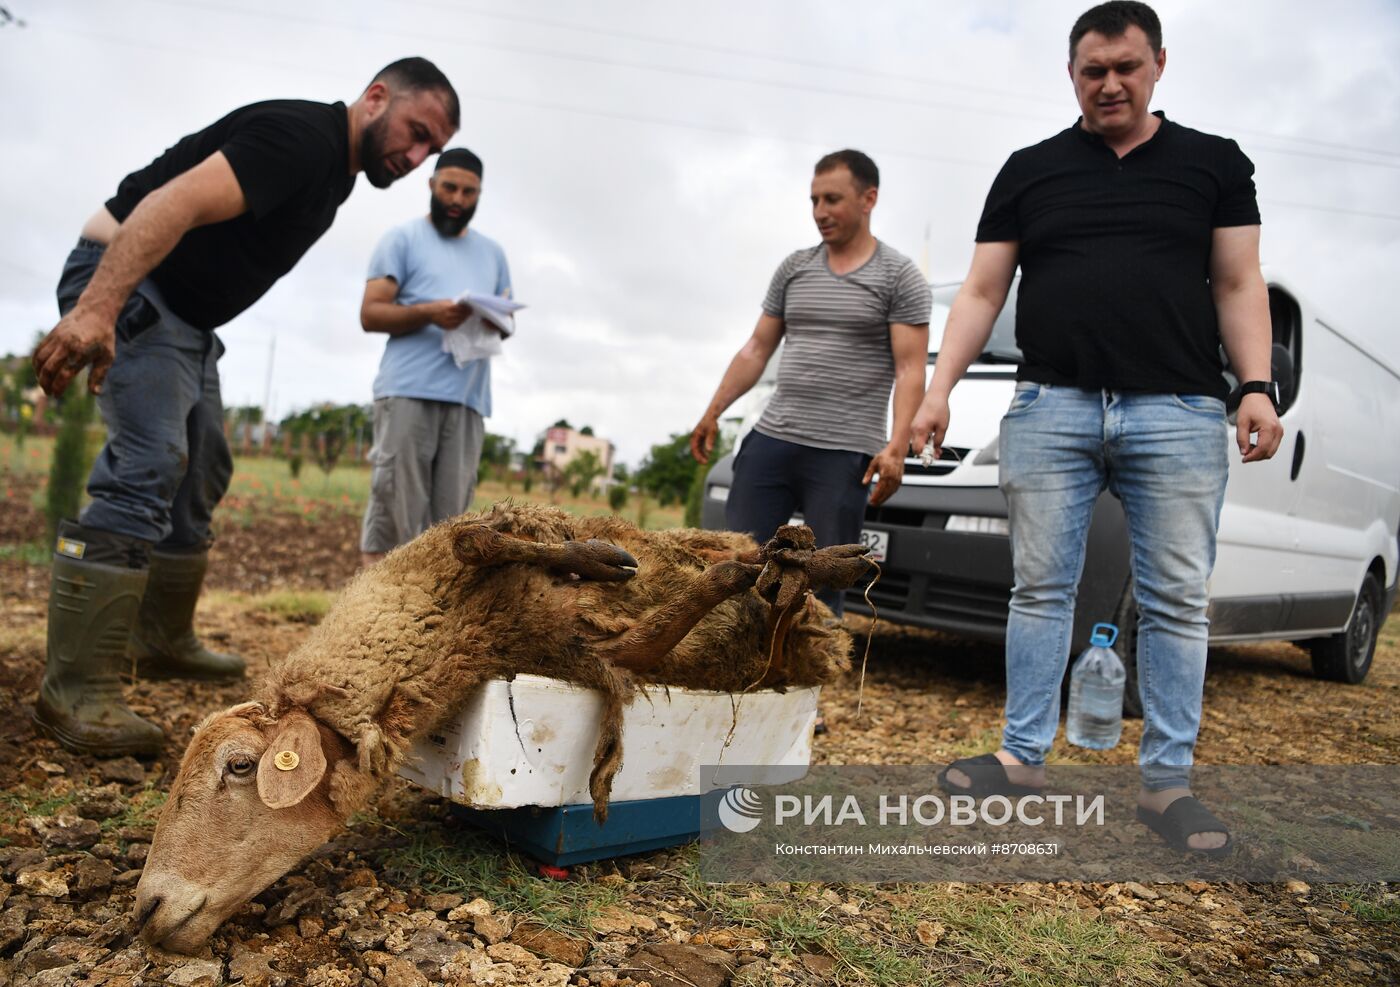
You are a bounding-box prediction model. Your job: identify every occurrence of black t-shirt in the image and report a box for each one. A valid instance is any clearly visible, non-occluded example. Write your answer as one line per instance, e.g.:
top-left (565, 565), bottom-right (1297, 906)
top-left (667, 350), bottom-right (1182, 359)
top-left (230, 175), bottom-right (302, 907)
top-left (106, 100), bottom-right (356, 330)
top-left (976, 112), bottom-right (1260, 398)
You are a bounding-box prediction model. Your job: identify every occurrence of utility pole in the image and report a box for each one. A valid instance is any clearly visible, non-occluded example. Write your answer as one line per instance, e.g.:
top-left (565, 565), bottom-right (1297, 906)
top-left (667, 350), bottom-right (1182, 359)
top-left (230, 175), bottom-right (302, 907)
top-left (261, 327), bottom-right (276, 433)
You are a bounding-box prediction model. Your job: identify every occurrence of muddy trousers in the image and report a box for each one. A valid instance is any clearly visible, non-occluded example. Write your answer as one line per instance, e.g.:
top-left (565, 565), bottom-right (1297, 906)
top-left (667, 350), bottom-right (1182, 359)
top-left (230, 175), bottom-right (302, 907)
top-left (57, 240), bottom-right (232, 551)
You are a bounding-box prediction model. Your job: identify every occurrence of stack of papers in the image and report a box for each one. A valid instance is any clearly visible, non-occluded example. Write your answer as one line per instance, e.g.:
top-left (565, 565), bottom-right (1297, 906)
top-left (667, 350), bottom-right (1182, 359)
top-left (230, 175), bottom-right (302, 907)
top-left (442, 291), bottom-right (527, 368)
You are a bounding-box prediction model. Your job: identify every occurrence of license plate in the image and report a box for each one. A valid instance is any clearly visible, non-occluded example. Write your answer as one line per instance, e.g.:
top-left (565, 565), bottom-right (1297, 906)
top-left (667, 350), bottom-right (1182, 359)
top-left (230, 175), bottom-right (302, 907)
top-left (860, 528), bottom-right (889, 562)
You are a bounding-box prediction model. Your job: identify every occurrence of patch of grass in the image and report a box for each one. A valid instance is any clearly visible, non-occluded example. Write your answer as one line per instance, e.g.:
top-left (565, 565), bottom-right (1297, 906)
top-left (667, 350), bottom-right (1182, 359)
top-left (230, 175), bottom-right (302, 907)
top-left (0, 540), bottom-right (49, 565)
top-left (889, 888), bottom-right (1169, 986)
top-left (374, 827), bottom-right (627, 934)
top-left (100, 784), bottom-right (167, 836)
top-left (1330, 885), bottom-right (1400, 923)
top-left (677, 855), bottom-right (1169, 987)
top-left (227, 454), bottom-right (370, 515)
top-left (0, 787), bottom-right (81, 825)
top-left (0, 432), bottom-right (55, 478)
top-left (255, 590), bottom-right (335, 623)
top-left (943, 727), bottom-right (1004, 761)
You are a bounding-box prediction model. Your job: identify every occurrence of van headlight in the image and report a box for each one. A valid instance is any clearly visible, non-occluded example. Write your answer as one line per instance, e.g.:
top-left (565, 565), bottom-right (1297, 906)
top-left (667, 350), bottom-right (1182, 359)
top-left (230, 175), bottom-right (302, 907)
top-left (707, 484), bottom-right (730, 503)
top-left (973, 437), bottom-right (1001, 465)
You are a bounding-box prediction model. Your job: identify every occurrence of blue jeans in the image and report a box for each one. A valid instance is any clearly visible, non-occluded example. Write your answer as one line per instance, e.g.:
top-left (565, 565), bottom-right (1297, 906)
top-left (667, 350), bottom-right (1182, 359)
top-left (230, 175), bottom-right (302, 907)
top-left (725, 430), bottom-right (872, 616)
top-left (998, 383), bottom-right (1228, 790)
top-left (57, 242), bottom-right (233, 549)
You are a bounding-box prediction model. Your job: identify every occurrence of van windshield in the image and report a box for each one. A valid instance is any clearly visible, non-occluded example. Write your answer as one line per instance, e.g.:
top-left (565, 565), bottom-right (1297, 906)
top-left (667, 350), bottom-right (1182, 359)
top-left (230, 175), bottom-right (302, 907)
top-left (927, 282), bottom-right (1023, 365)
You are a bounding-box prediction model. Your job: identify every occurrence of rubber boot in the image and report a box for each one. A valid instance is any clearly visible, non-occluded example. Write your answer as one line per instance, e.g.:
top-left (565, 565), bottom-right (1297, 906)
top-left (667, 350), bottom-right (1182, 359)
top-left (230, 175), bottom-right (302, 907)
top-left (34, 553), bottom-right (165, 757)
top-left (127, 549), bottom-right (245, 680)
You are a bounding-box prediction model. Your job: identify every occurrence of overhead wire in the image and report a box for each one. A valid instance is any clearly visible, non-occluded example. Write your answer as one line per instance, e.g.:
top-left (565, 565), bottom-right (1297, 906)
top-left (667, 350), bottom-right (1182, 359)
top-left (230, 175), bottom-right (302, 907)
top-left (394, 0), bottom-right (1400, 163)
top-left (11, 14), bottom-right (1400, 224)
top-left (133, 0), bottom-right (1400, 172)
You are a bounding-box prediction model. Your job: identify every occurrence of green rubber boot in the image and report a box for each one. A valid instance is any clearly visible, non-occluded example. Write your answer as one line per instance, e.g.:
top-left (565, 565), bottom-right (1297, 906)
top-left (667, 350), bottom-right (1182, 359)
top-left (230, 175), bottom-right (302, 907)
top-left (127, 550), bottom-right (246, 680)
top-left (34, 553), bottom-right (165, 757)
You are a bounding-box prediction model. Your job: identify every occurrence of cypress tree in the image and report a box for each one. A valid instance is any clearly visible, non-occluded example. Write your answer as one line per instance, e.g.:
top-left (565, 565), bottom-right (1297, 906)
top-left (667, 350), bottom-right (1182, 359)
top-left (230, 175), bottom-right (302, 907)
top-left (46, 376), bottom-right (96, 542)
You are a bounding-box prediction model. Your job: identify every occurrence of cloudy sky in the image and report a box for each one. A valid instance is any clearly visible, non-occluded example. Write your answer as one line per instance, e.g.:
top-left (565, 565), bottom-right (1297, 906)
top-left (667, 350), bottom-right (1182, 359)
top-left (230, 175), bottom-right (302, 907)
top-left (2, 0), bottom-right (1398, 466)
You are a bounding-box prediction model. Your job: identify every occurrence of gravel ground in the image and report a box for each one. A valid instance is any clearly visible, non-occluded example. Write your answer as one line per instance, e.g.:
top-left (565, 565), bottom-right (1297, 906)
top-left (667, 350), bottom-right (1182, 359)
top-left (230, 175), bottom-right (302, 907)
top-left (1, 481), bottom-right (1396, 986)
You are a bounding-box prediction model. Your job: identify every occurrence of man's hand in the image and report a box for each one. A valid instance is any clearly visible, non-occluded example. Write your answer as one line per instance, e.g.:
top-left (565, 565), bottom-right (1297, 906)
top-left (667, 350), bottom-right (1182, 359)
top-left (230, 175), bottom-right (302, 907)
top-left (429, 300), bottom-right (472, 330)
top-left (34, 308), bottom-right (116, 397)
top-left (910, 393), bottom-right (951, 461)
top-left (863, 445), bottom-right (907, 507)
top-left (1236, 392), bottom-right (1284, 462)
top-left (689, 414), bottom-right (720, 464)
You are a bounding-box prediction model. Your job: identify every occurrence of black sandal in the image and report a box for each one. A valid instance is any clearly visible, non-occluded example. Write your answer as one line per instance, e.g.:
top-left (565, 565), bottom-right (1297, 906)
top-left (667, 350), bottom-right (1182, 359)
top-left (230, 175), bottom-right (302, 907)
top-left (937, 753), bottom-right (1044, 799)
top-left (1136, 796), bottom-right (1233, 858)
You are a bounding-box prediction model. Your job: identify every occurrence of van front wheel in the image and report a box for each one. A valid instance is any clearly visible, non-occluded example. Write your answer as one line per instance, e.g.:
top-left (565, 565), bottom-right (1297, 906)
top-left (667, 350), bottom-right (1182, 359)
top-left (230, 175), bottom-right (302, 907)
top-left (1308, 572), bottom-right (1382, 684)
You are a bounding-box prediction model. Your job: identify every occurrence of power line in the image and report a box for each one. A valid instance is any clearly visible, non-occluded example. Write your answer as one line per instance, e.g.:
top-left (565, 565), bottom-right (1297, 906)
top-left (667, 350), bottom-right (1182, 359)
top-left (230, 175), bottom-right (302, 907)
top-left (133, 0), bottom-right (1400, 171)
top-left (1259, 198), bottom-right (1400, 223)
top-left (24, 23), bottom-right (1400, 223)
top-left (38, 23), bottom-right (995, 172)
top-left (396, 0), bottom-right (1400, 163)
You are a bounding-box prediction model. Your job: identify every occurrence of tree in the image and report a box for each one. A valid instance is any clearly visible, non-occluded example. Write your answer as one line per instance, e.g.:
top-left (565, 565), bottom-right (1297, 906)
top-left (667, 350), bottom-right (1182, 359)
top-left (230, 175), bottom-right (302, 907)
top-left (634, 432), bottom-right (699, 507)
top-left (563, 449), bottom-right (604, 498)
top-left (579, 425), bottom-right (595, 436)
top-left (280, 403), bottom-right (370, 478)
top-left (684, 433), bottom-right (731, 527)
top-left (0, 350), bottom-right (39, 448)
top-left (224, 405), bottom-right (263, 426)
top-left (550, 418), bottom-right (572, 430)
top-left (46, 375), bottom-right (97, 542)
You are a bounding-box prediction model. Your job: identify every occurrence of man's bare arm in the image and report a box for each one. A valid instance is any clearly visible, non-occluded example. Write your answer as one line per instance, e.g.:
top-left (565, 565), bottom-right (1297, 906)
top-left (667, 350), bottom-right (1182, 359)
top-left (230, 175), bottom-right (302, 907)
top-left (360, 277), bottom-right (470, 336)
top-left (910, 241), bottom-right (1019, 456)
top-left (1211, 224), bottom-right (1283, 462)
top-left (689, 313), bottom-right (785, 464)
top-left (34, 152), bottom-right (249, 396)
top-left (863, 321), bottom-right (931, 506)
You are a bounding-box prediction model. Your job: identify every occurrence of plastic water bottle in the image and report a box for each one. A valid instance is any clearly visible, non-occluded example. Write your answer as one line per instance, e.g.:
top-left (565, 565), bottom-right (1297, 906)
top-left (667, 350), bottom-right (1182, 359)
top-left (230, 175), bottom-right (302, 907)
top-left (1066, 623), bottom-right (1125, 749)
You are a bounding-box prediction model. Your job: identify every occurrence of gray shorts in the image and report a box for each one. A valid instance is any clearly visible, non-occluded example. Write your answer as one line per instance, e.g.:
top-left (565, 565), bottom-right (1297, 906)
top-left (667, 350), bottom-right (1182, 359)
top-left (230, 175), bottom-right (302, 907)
top-left (360, 396), bottom-right (485, 554)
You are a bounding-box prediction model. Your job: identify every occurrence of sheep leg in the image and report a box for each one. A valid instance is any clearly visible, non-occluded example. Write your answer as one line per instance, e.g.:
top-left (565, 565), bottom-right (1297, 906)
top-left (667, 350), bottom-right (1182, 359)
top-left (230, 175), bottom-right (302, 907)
top-left (765, 543), bottom-right (873, 592)
top-left (453, 524), bottom-right (638, 582)
top-left (597, 560), bottom-right (763, 671)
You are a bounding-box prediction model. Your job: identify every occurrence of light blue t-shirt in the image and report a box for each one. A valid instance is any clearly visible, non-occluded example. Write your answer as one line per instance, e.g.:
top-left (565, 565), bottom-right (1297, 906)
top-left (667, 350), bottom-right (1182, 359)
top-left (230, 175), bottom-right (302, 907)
top-left (368, 217), bottom-right (512, 416)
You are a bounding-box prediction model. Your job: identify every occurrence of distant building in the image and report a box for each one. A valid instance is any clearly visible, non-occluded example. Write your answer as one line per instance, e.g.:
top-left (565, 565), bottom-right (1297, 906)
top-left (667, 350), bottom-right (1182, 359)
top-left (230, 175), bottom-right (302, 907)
top-left (541, 426), bottom-right (616, 489)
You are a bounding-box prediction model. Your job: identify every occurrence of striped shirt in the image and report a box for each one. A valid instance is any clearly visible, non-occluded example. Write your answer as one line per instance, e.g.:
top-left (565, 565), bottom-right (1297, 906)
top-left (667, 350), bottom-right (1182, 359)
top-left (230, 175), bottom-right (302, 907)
top-left (756, 241), bottom-right (931, 457)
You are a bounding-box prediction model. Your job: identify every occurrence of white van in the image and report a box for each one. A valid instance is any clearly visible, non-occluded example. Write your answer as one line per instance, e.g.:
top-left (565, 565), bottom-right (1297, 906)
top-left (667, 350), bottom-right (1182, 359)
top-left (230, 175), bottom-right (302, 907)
top-left (701, 273), bottom-right (1399, 711)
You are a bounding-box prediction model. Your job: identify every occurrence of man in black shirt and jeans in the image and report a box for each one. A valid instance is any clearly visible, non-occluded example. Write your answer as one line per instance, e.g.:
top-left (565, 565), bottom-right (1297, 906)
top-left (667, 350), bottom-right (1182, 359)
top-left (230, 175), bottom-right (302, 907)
top-left (913, 2), bottom-right (1283, 855)
top-left (32, 58), bottom-right (460, 758)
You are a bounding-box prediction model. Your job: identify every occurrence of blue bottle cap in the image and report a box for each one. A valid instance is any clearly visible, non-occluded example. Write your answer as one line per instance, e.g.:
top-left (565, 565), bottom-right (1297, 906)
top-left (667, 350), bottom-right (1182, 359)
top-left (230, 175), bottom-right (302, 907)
top-left (1090, 622), bottom-right (1118, 648)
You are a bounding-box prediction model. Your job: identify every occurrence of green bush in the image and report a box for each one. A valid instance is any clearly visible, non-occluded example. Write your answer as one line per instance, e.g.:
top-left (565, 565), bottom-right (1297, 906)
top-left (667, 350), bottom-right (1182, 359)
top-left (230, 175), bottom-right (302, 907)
top-left (607, 484), bottom-right (627, 512)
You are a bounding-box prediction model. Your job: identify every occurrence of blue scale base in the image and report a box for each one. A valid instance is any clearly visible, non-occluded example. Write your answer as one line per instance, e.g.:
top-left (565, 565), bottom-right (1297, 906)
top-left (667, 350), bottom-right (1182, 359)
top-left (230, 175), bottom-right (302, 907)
top-left (451, 795), bottom-right (705, 867)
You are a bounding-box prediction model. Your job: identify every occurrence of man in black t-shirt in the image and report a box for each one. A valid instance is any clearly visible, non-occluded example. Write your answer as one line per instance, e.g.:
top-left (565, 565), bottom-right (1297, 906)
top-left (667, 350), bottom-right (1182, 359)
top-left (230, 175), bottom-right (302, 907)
top-left (911, 2), bottom-right (1284, 856)
top-left (30, 58), bottom-right (460, 758)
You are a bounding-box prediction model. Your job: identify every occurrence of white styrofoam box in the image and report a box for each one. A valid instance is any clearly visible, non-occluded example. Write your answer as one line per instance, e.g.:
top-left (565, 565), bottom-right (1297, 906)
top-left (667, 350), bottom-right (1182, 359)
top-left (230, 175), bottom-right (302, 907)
top-left (397, 674), bottom-right (819, 809)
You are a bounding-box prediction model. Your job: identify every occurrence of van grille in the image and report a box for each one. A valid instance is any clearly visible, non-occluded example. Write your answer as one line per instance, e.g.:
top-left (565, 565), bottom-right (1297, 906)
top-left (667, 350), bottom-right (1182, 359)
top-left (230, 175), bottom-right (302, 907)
top-left (922, 578), bottom-right (1011, 626)
top-left (845, 571), bottom-right (1010, 636)
top-left (900, 447), bottom-right (971, 478)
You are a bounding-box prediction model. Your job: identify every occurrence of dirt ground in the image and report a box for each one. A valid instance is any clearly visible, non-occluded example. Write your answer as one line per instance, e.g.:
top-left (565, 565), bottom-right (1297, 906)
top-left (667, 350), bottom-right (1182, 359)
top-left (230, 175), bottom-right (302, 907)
top-left (1, 474), bottom-right (1397, 986)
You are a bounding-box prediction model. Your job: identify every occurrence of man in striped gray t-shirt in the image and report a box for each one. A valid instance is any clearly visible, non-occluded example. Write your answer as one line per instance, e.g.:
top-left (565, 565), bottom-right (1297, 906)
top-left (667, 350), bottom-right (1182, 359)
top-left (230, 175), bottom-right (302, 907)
top-left (691, 149), bottom-right (931, 619)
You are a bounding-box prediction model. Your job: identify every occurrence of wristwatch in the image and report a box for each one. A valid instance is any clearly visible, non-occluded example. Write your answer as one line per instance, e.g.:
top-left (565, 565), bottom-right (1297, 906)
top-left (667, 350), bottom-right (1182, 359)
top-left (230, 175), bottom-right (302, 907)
top-left (1238, 380), bottom-right (1281, 412)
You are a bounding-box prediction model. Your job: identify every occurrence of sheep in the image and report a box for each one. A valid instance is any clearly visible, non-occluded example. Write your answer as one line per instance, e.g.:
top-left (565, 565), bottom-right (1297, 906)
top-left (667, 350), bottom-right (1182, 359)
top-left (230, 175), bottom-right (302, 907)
top-left (134, 502), bottom-right (873, 952)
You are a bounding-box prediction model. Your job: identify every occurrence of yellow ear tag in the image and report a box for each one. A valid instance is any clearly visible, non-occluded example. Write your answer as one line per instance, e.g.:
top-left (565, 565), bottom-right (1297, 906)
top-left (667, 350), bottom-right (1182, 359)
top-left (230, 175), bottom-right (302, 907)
top-left (274, 750), bottom-right (300, 771)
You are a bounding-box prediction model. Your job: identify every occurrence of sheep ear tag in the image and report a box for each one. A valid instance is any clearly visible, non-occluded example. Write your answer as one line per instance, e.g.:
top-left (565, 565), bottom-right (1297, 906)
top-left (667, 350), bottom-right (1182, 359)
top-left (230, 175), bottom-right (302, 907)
top-left (257, 712), bottom-right (327, 809)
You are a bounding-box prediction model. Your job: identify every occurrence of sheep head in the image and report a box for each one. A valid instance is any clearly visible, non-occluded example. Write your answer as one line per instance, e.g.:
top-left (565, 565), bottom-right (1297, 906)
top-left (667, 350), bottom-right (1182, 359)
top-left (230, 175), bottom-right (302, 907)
top-left (134, 703), bottom-right (369, 952)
